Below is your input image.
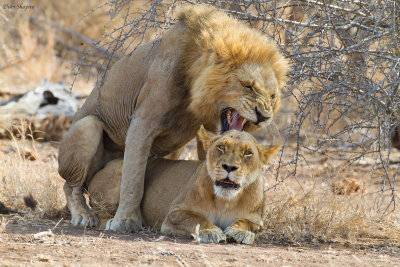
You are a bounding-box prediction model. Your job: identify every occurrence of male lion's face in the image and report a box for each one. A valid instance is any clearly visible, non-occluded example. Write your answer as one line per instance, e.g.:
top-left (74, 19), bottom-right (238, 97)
top-left (198, 127), bottom-right (278, 200)
top-left (219, 64), bottom-right (280, 133)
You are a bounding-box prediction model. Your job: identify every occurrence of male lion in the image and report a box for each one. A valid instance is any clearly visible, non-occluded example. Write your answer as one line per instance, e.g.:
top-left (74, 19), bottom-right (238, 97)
top-left (58, 5), bottom-right (289, 232)
top-left (88, 127), bottom-right (278, 244)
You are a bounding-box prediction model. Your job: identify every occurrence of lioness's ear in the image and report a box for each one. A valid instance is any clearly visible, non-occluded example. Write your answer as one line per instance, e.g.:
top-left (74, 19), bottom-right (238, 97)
top-left (198, 125), bottom-right (219, 151)
top-left (258, 145), bottom-right (280, 165)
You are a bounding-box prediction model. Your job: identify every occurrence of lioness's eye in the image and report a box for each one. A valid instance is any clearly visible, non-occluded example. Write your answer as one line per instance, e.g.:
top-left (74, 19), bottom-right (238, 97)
top-left (245, 85), bottom-right (254, 92)
top-left (217, 145), bottom-right (225, 152)
top-left (244, 151), bottom-right (253, 157)
top-left (271, 94), bottom-right (276, 99)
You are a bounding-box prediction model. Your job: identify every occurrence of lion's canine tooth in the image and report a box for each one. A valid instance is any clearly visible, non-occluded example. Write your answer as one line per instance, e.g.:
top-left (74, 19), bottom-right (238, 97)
top-left (242, 118), bottom-right (248, 127)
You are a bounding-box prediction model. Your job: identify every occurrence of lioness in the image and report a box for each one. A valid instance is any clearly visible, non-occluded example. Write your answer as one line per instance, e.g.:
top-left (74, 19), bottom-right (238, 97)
top-left (58, 5), bottom-right (289, 232)
top-left (88, 127), bottom-right (278, 244)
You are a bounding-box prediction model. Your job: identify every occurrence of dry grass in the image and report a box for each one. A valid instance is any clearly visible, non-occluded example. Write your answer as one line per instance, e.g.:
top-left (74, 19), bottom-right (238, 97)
top-left (257, 147), bottom-right (400, 247)
top-left (261, 188), bottom-right (400, 245)
top-left (0, 123), bottom-right (64, 217)
top-left (0, 218), bottom-right (9, 233)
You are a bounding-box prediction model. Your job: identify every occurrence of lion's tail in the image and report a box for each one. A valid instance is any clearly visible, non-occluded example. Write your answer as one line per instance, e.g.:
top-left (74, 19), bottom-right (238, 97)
top-left (23, 193), bottom-right (38, 211)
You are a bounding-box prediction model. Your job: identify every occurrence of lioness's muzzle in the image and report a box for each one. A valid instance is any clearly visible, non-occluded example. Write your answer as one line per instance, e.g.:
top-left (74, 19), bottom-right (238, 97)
top-left (215, 178), bottom-right (240, 190)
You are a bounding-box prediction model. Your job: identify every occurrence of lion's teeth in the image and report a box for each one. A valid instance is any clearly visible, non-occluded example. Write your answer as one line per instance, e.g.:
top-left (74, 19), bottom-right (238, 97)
top-left (227, 110), bottom-right (231, 124)
top-left (242, 118), bottom-right (248, 127)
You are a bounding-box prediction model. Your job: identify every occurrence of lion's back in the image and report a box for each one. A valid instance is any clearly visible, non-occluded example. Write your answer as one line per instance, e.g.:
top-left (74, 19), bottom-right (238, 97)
top-left (73, 22), bottom-right (188, 146)
top-left (72, 40), bottom-right (160, 143)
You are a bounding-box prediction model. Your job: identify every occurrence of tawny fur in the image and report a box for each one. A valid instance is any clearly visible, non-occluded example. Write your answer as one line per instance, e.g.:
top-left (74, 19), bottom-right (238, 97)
top-left (58, 5), bottom-right (289, 232)
top-left (88, 127), bottom-right (278, 244)
top-left (332, 178), bottom-right (364, 195)
top-left (177, 6), bottom-right (290, 120)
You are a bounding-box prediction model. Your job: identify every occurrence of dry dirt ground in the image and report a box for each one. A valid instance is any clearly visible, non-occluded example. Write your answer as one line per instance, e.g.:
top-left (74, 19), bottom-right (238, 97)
top-left (0, 216), bottom-right (399, 267)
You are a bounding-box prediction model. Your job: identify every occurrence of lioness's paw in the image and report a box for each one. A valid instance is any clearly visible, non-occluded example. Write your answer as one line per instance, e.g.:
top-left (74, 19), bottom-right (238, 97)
top-left (105, 217), bottom-right (142, 233)
top-left (71, 210), bottom-right (99, 228)
top-left (224, 227), bottom-right (255, 244)
top-left (199, 228), bottom-right (226, 243)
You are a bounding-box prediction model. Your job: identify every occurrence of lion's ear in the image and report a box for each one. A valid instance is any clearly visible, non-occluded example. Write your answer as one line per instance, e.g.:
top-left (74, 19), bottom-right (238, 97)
top-left (198, 125), bottom-right (219, 151)
top-left (258, 145), bottom-right (279, 165)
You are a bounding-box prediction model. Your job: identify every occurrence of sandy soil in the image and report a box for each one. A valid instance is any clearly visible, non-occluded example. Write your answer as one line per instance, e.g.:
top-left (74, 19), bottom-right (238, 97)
top-left (0, 216), bottom-right (398, 267)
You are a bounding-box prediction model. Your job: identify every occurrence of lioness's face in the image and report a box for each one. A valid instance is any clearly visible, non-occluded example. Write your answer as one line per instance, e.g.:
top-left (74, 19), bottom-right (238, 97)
top-left (200, 129), bottom-right (277, 200)
top-left (219, 64), bottom-right (280, 133)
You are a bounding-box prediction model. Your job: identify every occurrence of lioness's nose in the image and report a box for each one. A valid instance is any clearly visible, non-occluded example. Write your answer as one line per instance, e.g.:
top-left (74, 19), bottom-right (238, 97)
top-left (222, 164), bottom-right (238, 172)
top-left (255, 107), bottom-right (270, 124)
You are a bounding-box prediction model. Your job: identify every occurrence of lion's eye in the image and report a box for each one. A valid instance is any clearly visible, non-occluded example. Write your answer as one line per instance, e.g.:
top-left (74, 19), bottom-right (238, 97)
top-left (245, 85), bottom-right (254, 92)
top-left (244, 151), bottom-right (253, 157)
top-left (217, 145), bottom-right (225, 152)
top-left (271, 94), bottom-right (276, 99)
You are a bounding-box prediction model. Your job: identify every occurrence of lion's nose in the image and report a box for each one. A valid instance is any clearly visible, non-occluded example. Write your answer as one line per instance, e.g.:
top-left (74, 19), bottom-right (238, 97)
top-left (222, 164), bottom-right (238, 172)
top-left (255, 107), bottom-right (270, 124)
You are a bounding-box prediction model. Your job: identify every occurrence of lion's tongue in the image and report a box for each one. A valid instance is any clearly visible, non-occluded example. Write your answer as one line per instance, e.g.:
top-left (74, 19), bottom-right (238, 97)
top-left (229, 112), bottom-right (245, 130)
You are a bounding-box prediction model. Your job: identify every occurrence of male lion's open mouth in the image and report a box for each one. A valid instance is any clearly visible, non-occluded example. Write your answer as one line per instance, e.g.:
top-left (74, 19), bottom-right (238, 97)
top-left (221, 108), bottom-right (249, 132)
top-left (215, 178), bottom-right (240, 190)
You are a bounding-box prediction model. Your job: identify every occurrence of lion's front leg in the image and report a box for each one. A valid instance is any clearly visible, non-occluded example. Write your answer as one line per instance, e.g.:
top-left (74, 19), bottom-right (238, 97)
top-left (224, 219), bottom-right (261, 244)
top-left (161, 210), bottom-right (226, 243)
top-left (105, 118), bottom-right (160, 233)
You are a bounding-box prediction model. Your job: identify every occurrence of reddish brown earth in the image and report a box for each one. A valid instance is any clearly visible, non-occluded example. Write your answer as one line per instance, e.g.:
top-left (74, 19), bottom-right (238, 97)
top-left (0, 217), bottom-right (398, 266)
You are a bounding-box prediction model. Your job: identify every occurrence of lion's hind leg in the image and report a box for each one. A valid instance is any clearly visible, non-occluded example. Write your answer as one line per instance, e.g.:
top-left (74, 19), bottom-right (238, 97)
top-left (58, 115), bottom-right (105, 228)
top-left (63, 183), bottom-right (99, 227)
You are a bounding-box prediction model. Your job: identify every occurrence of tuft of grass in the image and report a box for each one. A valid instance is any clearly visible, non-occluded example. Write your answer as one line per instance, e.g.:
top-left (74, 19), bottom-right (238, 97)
top-left (257, 153), bottom-right (400, 247)
top-left (0, 218), bottom-right (9, 233)
top-left (0, 121), bottom-right (65, 216)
